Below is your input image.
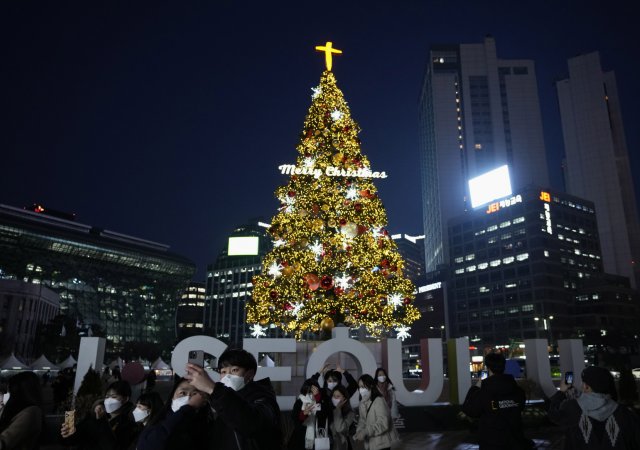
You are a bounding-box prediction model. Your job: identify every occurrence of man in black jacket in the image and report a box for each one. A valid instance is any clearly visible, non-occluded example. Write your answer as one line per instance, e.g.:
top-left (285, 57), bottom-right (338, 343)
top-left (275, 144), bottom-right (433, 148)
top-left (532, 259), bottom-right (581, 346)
top-left (187, 348), bottom-right (282, 450)
top-left (462, 352), bottom-right (533, 450)
top-left (548, 365), bottom-right (640, 449)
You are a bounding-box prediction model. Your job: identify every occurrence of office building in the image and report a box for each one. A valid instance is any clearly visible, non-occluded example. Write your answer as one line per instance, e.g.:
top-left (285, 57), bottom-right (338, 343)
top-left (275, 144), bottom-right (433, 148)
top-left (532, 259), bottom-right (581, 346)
top-left (0, 204), bottom-right (195, 353)
top-left (176, 282), bottom-right (206, 340)
top-left (391, 233), bottom-right (426, 285)
top-left (0, 280), bottom-right (59, 359)
top-left (556, 52), bottom-right (640, 288)
top-left (447, 186), bottom-right (639, 347)
top-left (205, 221), bottom-right (273, 345)
top-left (419, 36), bottom-right (549, 272)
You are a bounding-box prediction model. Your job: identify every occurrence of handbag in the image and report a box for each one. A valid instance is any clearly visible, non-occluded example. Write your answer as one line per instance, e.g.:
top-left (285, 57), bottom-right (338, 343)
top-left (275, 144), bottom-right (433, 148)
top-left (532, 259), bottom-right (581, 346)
top-left (314, 418), bottom-right (330, 450)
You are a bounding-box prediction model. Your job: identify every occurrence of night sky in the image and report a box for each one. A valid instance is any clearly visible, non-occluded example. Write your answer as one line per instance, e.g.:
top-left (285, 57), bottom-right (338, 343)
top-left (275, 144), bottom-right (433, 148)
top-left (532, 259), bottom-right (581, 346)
top-left (1, 1), bottom-right (638, 279)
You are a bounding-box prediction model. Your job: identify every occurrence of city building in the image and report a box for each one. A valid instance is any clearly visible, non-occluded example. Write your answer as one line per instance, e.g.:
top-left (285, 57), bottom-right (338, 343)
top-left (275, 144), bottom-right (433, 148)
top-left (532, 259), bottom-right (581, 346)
top-left (205, 220), bottom-right (273, 345)
top-left (0, 279), bottom-right (59, 359)
top-left (556, 52), bottom-right (640, 288)
top-left (176, 282), bottom-right (206, 340)
top-left (418, 36), bottom-right (549, 273)
top-left (446, 186), bottom-right (639, 348)
top-left (391, 233), bottom-right (426, 285)
top-left (0, 204), bottom-right (195, 354)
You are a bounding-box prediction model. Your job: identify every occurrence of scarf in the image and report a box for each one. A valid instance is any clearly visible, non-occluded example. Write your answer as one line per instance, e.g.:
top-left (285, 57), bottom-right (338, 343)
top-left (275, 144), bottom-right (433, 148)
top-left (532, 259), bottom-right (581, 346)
top-left (299, 394), bottom-right (316, 450)
top-left (577, 392), bottom-right (618, 421)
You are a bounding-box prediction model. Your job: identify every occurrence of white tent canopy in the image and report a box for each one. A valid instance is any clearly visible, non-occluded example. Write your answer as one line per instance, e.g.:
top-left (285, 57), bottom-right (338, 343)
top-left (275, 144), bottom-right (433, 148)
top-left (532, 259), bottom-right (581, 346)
top-left (150, 357), bottom-right (171, 370)
top-left (0, 353), bottom-right (28, 370)
top-left (58, 355), bottom-right (77, 370)
top-left (29, 355), bottom-right (59, 371)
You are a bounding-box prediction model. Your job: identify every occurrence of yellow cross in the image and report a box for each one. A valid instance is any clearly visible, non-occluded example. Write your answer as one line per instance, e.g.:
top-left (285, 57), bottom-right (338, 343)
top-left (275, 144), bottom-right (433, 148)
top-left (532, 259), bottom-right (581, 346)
top-left (315, 41), bottom-right (342, 71)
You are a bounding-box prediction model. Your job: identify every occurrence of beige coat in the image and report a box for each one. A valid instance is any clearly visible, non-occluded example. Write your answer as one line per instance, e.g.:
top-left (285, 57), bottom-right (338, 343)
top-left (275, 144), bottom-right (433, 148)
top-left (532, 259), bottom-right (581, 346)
top-left (0, 405), bottom-right (43, 450)
top-left (354, 397), bottom-right (399, 450)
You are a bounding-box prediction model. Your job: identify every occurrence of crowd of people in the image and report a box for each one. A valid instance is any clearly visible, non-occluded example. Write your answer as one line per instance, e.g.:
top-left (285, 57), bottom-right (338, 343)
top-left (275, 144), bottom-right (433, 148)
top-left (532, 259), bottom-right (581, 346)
top-left (0, 349), bottom-right (640, 449)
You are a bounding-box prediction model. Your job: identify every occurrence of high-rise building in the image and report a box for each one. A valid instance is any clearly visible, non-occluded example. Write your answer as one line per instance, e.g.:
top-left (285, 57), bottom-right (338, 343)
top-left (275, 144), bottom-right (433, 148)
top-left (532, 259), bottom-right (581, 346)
top-left (0, 204), bottom-right (195, 354)
top-left (446, 186), bottom-right (639, 348)
top-left (205, 221), bottom-right (272, 345)
top-left (419, 36), bottom-right (549, 272)
top-left (0, 280), bottom-right (59, 358)
top-left (556, 52), bottom-right (640, 288)
top-left (176, 282), bottom-right (206, 340)
top-left (391, 233), bottom-right (426, 285)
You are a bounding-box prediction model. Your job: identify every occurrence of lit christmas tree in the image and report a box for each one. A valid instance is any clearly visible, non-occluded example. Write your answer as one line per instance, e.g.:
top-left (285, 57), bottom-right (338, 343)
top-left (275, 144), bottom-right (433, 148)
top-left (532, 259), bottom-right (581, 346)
top-left (247, 42), bottom-right (420, 339)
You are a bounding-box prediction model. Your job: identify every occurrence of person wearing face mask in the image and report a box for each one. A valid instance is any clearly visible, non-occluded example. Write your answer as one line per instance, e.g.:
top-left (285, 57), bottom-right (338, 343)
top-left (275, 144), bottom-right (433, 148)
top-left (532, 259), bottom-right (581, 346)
top-left (374, 368), bottom-right (398, 420)
top-left (288, 378), bottom-right (331, 450)
top-left (0, 371), bottom-right (44, 450)
top-left (330, 385), bottom-right (356, 450)
top-left (548, 365), bottom-right (640, 449)
top-left (136, 378), bottom-right (213, 450)
top-left (128, 392), bottom-right (163, 450)
top-left (186, 347), bottom-right (283, 450)
top-left (61, 380), bottom-right (136, 450)
top-left (313, 364), bottom-right (358, 400)
top-left (353, 374), bottom-right (399, 450)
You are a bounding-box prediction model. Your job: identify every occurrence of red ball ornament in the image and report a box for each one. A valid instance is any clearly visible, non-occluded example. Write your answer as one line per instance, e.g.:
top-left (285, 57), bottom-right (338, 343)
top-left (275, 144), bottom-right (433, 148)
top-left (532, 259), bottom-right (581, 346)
top-left (381, 259), bottom-right (389, 268)
top-left (354, 203), bottom-right (363, 212)
top-left (304, 293), bottom-right (311, 299)
top-left (305, 273), bottom-right (321, 291)
top-left (339, 218), bottom-right (347, 226)
top-left (321, 275), bottom-right (334, 290)
top-left (269, 290), bottom-right (279, 299)
top-left (334, 287), bottom-right (344, 296)
top-left (357, 225), bottom-right (368, 235)
top-left (288, 190), bottom-right (296, 197)
top-left (284, 303), bottom-right (293, 311)
top-left (403, 297), bottom-right (412, 305)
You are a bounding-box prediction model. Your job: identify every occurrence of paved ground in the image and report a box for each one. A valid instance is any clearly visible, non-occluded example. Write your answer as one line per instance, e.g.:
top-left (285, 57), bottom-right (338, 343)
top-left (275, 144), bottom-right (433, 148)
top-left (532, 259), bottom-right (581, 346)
top-left (396, 429), bottom-right (564, 449)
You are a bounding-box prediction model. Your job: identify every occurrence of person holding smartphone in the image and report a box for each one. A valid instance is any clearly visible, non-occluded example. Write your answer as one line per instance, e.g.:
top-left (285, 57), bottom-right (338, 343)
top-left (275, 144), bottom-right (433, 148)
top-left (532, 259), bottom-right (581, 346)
top-left (185, 348), bottom-right (283, 450)
top-left (462, 353), bottom-right (533, 449)
top-left (548, 366), bottom-right (640, 449)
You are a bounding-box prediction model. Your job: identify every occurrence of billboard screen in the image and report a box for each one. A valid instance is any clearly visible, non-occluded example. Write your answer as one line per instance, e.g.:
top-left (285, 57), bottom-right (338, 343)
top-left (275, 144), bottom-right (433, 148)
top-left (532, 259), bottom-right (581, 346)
top-left (468, 165), bottom-right (512, 208)
top-left (228, 236), bottom-right (259, 256)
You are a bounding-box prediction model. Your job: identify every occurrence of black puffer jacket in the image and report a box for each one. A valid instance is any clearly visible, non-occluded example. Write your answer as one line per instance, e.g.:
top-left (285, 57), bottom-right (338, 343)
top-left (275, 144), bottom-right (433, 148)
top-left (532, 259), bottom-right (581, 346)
top-left (462, 374), bottom-right (532, 450)
top-left (210, 377), bottom-right (283, 450)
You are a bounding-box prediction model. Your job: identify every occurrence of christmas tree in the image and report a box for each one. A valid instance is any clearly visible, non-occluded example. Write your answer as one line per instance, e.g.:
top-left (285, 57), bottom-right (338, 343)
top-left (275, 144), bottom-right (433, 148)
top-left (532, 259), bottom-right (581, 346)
top-left (247, 42), bottom-right (420, 340)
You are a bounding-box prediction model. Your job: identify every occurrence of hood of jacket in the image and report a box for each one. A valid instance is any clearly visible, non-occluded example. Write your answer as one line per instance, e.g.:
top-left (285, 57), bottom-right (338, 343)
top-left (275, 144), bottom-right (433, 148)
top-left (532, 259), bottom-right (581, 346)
top-left (577, 392), bottom-right (618, 421)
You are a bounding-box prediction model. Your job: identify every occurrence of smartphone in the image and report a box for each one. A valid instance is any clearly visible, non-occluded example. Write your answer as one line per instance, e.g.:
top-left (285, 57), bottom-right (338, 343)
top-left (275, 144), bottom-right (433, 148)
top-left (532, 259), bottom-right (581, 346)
top-left (188, 350), bottom-right (205, 367)
top-left (480, 370), bottom-right (488, 380)
top-left (64, 410), bottom-right (75, 433)
top-left (564, 371), bottom-right (574, 385)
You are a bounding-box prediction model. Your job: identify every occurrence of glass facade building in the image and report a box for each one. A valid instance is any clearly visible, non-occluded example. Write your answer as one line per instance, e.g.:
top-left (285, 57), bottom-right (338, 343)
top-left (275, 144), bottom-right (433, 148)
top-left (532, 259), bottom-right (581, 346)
top-left (447, 187), bottom-right (639, 347)
top-left (0, 204), bottom-right (195, 353)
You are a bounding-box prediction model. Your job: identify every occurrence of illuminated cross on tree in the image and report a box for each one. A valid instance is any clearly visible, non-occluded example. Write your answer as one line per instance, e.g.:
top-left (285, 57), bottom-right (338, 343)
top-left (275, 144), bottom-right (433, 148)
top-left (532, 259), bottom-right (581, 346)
top-left (315, 41), bottom-right (342, 71)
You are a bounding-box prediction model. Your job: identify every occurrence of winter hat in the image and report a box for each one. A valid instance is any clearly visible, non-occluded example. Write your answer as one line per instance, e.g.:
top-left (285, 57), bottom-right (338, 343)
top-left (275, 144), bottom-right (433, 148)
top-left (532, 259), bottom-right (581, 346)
top-left (581, 366), bottom-right (617, 399)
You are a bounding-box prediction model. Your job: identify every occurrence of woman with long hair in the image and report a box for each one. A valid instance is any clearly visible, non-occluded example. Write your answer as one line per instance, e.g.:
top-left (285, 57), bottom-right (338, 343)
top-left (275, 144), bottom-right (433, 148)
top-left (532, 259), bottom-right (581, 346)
top-left (128, 392), bottom-right (164, 450)
top-left (374, 368), bottom-right (398, 419)
top-left (330, 385), bottom-right (355, 450)
top-left (353, 374), bottom-right (399, 450)
top-left (136, 377), bottom-right (214, 450)
top-left (0, 371), bottom-right (44, 450)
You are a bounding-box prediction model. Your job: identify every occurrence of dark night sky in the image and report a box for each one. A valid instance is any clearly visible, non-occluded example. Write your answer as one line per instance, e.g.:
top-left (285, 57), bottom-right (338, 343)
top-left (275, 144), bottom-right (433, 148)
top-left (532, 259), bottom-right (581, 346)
top-left (1, 1), bottom-right (638, 279)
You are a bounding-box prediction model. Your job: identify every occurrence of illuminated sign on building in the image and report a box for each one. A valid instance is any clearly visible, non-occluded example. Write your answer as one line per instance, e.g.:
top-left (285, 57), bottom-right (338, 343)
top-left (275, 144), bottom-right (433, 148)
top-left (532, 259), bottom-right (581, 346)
top-left (485, 195), bottom-right (523, 214)
top-left (539, 191), bottom-right (553, 234)
top-left (418, 281), bottom-right (442, 293)
top-left (540, 191), bottom-right (551, 202)
top-left (228, 236), bottom-right (260, 256)
top-left (468, 165), bottom-right (512, 208)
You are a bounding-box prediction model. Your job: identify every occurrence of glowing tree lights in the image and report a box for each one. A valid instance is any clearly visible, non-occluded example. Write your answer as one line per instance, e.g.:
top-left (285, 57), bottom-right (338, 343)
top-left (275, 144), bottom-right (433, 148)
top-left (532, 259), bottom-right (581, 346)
top-left (246, 43), bottom-right (420, 339)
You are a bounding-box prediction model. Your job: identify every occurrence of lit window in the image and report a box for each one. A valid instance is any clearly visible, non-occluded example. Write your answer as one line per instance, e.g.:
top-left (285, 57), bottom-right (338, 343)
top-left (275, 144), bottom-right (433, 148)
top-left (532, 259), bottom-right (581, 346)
top-left (503, 256), bottom-right (515, 264)
top-left (490, 259), bottom-right (501, 267)
top-left (544, 250), bottom-right (550, 257)
top-left (455, 257), bottom-right (463, 263)
top-left (516, 253), bottom-right (529, 261)
top-left (465, 254), bottom-right (475, 261)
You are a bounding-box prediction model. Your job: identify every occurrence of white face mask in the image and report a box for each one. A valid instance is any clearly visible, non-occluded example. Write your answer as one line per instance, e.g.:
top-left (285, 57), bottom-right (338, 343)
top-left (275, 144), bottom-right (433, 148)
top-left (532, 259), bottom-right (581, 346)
top-left (132, 407), bottom-right (150, 423)
top-left (359, 388), bottom-right (371, 401)
top-left (2, 393), bottom-right (10, 404)
top-left (331, 397), bottom-right (342, 407)
top-left (327, 382), bottom-right (338, 390)
top-left (221, 374), bottom-right (246, 391)
top-left (377, 376), bottom-right (386, 383)
top-left (171, 395), bottom-right (190, 412)
top-left (103, 397), bottom-right (122, 414)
